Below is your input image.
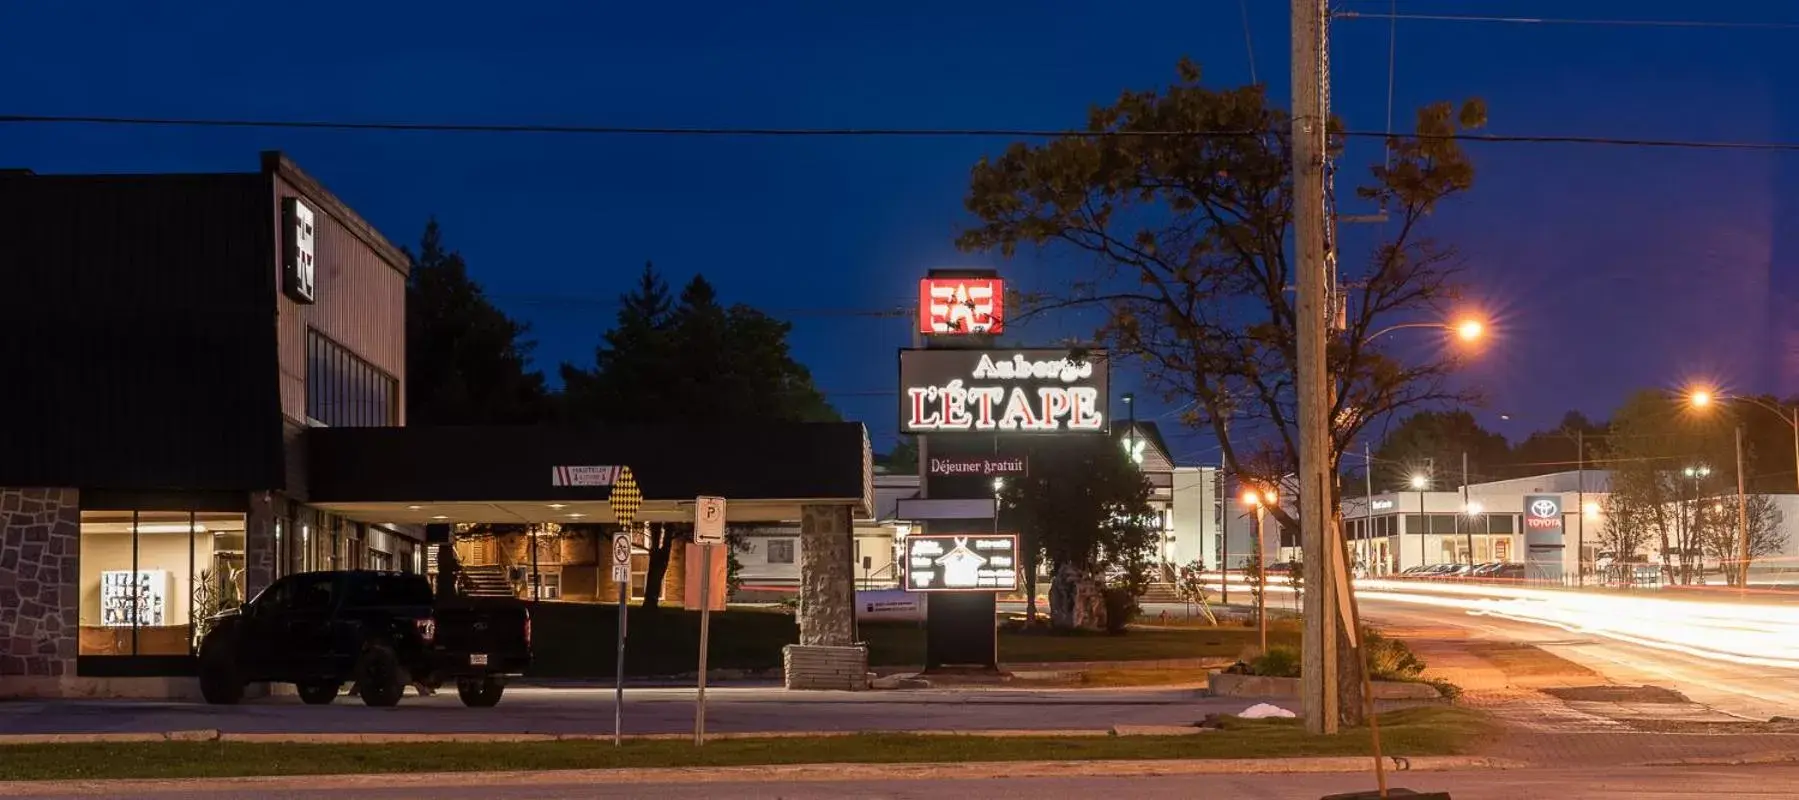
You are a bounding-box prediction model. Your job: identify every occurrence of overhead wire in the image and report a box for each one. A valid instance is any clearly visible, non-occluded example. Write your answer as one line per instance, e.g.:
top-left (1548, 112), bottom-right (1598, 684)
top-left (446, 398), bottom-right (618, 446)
top-left (7, 114), bottom-right (1799, 152)
top-left (1334, 10), bottom-right (1799, 30)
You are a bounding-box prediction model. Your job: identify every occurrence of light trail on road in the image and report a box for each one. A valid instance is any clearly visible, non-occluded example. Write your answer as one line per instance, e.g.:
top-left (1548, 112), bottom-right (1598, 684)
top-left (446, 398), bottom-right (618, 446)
top-left (1199, 576), bottom-right (1799, 671)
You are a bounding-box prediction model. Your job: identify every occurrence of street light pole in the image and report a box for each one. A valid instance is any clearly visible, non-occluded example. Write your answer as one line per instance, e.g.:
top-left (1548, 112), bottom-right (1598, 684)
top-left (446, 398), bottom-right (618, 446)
top-left (1576, 430), bottom-right (1586, 587)
top-left (1736, 424), bottom-right (1751, 595)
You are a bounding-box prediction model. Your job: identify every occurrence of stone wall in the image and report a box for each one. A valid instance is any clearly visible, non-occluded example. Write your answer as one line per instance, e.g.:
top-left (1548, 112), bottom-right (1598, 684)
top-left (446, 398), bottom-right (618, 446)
top-left (782, 644), bottom-right (868, 691)
top-left (797, 504), bottom-right (853, 646)
top-left (0, 488), bottom-right (79, 679)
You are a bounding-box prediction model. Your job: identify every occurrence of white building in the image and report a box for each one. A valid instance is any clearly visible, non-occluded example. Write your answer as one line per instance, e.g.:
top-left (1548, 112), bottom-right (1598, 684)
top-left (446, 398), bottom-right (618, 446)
top-left (733, 472), bottom-right (917, 596)
top-left (1340, 470), bottom-right (1612, 579)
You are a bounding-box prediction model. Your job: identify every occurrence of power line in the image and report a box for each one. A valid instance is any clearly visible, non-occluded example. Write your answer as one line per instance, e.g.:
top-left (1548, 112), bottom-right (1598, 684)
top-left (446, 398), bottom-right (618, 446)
top-left (1336, 10), bottom-right (1799, 30)
top-left (8, 113), bottom-right (1799, 152)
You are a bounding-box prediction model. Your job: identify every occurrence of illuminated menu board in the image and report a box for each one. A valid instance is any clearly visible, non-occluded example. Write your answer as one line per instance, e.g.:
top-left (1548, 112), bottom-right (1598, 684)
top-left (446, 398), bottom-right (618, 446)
top-left (904, 534), bottom-right (1019, 592)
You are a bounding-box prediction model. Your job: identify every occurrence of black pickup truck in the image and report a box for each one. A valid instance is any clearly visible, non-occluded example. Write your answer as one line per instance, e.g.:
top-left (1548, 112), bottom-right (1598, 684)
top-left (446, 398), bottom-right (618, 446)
top-left (197, 570), bottom-right (531, 708)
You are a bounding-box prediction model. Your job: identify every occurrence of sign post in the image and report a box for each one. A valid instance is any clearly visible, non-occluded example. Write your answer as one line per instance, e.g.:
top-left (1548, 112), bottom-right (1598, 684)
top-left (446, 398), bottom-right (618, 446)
top-left (609, 467), bottom-right (641, 747)
top-left (693, 495), bottom-right (726, 746)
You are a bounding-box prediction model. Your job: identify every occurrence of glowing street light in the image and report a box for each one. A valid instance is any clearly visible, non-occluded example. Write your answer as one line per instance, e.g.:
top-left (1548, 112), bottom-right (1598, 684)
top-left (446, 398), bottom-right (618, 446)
top-left (1688, 388), bottom-right (1715, 409)
top-left (1465, 500), bottom-right (1484, 517)
top-left (1239, 486), bottom-right (1277, 651)
top-left (1583, 501), bottom-right (1601, 519)
top-left (1454, 319), bottom-right (1485, 342)
top-left (1409, 474), bottom-right (1429, 490)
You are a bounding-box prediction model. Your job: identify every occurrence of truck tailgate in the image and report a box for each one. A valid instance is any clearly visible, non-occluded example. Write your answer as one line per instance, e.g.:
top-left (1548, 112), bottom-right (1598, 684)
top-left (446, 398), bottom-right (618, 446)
top-left (433, 599), bottom-right (531, 668)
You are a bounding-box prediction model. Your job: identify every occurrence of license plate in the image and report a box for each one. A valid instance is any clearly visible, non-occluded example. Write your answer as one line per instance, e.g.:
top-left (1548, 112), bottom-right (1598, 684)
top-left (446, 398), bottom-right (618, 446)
top-left (470, 653), bottom-right (489, 666)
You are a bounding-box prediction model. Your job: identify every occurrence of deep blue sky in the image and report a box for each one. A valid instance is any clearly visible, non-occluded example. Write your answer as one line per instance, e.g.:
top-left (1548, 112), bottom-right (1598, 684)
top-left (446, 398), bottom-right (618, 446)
top-left (5, 0), bottom-right (1795, 462)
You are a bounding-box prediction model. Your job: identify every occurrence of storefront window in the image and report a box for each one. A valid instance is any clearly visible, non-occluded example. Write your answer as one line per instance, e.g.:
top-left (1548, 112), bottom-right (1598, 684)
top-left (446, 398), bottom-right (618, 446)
top-left (78, 510), bottom-right (247, 657)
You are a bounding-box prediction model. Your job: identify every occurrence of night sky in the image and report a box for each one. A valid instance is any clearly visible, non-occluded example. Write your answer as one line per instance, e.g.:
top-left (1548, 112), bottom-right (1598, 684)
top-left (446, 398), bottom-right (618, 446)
top-left (4, 0), bottom-right (1794, 461)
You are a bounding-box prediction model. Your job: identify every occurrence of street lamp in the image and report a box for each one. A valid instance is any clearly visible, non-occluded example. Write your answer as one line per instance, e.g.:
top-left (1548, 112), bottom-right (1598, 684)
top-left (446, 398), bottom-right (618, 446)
top-left (1464, 501), bottom-right (1484, 567)
top-left (1684, 386), bottom-right (1794, 591)
top-left (1409, 474), bottom-right (1429, 571)
top-left (1241, 488), bottom-right (1276, 652)
top-left (1365, 317), bottom-right (1489, 344)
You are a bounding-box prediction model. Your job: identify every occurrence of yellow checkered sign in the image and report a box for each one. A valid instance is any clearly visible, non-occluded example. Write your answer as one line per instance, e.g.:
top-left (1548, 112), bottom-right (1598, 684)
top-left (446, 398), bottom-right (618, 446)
top-left (610, 466), bottom-right (642, 527)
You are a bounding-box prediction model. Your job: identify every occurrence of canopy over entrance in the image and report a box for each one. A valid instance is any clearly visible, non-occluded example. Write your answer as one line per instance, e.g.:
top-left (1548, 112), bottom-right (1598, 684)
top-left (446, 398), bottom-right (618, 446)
top-left (303, 423), bottom-right (873, 525)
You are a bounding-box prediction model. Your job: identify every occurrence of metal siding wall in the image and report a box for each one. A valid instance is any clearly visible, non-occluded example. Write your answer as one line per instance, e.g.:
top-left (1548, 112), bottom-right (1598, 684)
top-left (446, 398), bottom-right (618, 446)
top-left (272, 173), bottom-right (406, 430)
top-left (0, 174), bottom-right (282, 490)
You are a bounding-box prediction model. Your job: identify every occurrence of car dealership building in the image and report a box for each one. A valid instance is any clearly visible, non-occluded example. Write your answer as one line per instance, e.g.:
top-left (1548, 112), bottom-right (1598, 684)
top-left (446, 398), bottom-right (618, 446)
top-left (0, 153), bottom-right (871, 698)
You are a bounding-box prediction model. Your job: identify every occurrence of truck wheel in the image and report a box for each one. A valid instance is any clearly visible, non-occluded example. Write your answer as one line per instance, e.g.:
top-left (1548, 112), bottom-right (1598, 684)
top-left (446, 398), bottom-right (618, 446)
top-left (297, 682), bottom-right (340, 705)
top-left (357, 644), bottom-right (405, 708)
top-left (456, 677), bottom-right (505, 708)
top-left (198, 637), bottom-right (244, 706)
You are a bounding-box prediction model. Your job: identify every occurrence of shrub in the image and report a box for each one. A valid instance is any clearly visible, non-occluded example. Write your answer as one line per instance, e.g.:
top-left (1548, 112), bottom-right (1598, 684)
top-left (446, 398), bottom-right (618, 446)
top-left (1248, 644), bottom-right (1302, 677)
top-left (1361, 628), bottom-right (1426, 681)
top-left (1102, 587), bottom-right (1139, 635)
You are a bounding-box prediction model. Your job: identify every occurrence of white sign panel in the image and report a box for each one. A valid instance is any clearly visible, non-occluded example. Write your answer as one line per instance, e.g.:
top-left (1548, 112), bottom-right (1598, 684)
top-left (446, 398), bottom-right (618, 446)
top-left (553, 465), bottom-right (622, 487)
top-left (611, 531), bottom-right (633, 583)
top-left (904, 534), bottom-right (1019, 592)
top-left (695, 496), bottom-right (727, 545)
top-left (99, 570), bottom-right (170, 627)
top-left (283, 197), bottom-right (316, 303)
top-left (857, 589), bottom-right (926, 622)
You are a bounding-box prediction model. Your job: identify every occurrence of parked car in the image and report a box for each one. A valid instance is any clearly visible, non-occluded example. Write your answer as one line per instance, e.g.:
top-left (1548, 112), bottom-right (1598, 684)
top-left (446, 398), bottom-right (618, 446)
top-left (197, 570), bottom-right (531, 708)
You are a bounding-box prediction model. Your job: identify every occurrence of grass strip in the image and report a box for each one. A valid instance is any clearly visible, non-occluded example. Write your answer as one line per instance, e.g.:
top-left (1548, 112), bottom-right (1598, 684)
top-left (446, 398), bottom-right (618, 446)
top-left (0, 707), bottom-right (1490, 782)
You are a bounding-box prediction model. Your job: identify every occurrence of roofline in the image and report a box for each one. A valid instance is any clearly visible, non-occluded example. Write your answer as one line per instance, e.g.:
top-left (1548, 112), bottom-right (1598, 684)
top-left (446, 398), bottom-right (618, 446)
top-left (261, 151), bottom-right (410, 276)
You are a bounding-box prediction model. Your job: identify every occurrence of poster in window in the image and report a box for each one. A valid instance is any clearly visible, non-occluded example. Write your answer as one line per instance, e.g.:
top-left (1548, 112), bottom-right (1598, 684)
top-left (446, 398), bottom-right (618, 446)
top-left (99, 570), bottom-right (170, 627)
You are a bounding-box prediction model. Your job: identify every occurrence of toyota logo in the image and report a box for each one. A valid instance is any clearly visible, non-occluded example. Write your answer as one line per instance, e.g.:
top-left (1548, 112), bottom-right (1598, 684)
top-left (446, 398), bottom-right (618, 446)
top-left (1530, 499), bottom-right (1559, 518)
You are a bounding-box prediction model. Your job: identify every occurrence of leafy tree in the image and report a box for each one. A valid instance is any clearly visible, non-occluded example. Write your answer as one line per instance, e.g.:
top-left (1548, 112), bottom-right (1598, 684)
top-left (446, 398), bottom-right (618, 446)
top-left (559, 262), bottom-right (674, 423)
top-left (563, 267), bottom-right (838, 426)
top-left (881, 439), bottom-right (920, 473)
top-left (1000, 435), bottom-right (1157, 628)
top-left (404, 219), bottom-right (549, 425)
top-left (562, 266), bottom-right (838, 607)
top-left (1372, 410), bottom-right (1512, 489)
top-left (1507, 411), bottom-right (1606, 479)
top-left (955, 59), bottom-right (1485, 723)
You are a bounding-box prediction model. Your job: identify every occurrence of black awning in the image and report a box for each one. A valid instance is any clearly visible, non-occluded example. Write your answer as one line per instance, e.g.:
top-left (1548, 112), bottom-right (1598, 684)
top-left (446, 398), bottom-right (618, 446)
top-left (305, 422), bottom-right (870, 505)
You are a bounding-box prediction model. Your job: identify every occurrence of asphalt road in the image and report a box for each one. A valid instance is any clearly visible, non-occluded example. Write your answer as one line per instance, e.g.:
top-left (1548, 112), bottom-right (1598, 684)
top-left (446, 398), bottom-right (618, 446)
top-left (10, 765), bottom-right (1799, 799)
top-left (1357, 593), bottom-right (1799, 720)
top-left (0, 685), bottom-right (1262, 737)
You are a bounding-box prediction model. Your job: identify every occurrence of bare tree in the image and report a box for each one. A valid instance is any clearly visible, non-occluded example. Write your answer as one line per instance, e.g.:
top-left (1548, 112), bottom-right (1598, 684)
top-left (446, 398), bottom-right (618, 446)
top-left (956, 60), bottom-right (1486, 725)
top-left (1695, 494), bottom-right (1788, 586)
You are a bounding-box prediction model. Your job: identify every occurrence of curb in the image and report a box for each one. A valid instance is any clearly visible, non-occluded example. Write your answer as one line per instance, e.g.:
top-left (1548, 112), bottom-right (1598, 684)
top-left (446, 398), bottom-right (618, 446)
top-left (0, 728), bottom-right (1144, 746)
top-left (0, 756), bottom-right (1531, 796)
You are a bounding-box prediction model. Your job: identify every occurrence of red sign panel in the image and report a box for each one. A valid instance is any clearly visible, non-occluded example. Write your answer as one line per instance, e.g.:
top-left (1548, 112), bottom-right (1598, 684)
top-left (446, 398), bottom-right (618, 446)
top-left (919, 278), bottom-right (1004, 335)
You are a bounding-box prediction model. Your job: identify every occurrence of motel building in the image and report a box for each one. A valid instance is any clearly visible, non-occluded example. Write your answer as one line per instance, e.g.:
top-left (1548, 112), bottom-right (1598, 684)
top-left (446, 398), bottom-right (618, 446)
top-left (0, 154), bottom-right (873, 698)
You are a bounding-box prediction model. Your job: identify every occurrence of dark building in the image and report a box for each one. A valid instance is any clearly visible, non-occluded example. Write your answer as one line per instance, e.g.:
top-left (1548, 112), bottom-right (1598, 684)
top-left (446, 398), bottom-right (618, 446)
top-left (0, 152), bottom-right (418, 693)
top-left (0, 153), bottom-right (873, 699)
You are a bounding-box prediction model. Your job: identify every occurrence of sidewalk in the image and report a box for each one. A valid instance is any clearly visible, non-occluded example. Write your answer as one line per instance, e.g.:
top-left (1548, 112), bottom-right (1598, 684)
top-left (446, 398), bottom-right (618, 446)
top-left (1383, 624), bottom-right (1799, 766)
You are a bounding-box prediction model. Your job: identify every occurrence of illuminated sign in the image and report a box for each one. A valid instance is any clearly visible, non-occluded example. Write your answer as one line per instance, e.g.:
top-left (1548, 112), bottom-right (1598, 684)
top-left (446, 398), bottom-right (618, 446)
top-left (1370, 499), bottom-right (1395, 511)
top-left (904, 534), bottom-right (1019, 592)
top-left (552, 465), bottom-right (622, 487)
top-left (283, 197), bottom-right (316, 304)
top-left (898, 349), bottom-right (1109, 435)
top-left (919, 278), bottom-right (1004, 335)
top-left (927, 455), bottom-right (1028, 478)
top-left (1525, 495), bottom-right (1563, 530)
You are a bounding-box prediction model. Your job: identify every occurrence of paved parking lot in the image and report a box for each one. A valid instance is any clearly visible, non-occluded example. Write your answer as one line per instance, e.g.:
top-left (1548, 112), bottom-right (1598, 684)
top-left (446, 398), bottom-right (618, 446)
top-left (0, 685), bottom-right (1251, 736)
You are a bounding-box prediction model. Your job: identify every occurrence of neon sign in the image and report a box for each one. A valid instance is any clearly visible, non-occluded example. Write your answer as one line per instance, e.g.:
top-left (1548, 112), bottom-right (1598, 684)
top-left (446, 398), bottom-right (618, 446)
top-left (898, 349), bottom-right (1109, 435)
top-left (919, 278), bottom-right (1004, 335)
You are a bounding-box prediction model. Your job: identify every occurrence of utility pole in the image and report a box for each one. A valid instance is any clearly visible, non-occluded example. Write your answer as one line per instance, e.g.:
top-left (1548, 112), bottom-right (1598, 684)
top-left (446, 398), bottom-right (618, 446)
top-left (1736, 424), bottom-right (1751, 594)
top-left (1363, 441), bottom-right (1374, 574)
top-left (1462, 451), bottom-right (1475, 565)
top-left (1575, 430), bottom-right (1586, 587)
top-left (1291, 0), bottom-right (1339, 735)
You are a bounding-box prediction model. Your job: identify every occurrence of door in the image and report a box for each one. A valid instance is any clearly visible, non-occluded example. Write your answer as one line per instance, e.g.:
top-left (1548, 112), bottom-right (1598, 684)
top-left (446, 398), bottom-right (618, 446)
top-left (245, 573), bottom-right (339, 680)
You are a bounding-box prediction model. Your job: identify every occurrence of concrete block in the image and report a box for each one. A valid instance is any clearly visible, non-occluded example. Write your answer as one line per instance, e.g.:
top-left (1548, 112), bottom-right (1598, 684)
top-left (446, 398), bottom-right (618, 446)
top-left (1208, 672), bottom-right (1442, 700)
